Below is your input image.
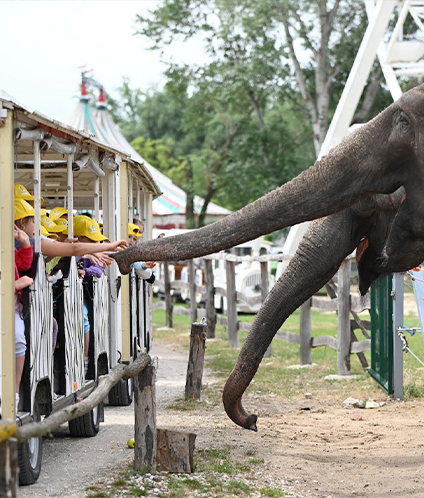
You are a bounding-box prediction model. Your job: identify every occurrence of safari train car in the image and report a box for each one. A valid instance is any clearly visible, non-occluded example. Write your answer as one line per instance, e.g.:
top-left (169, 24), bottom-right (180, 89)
top-left (0, 91), bottom-right (160, 484)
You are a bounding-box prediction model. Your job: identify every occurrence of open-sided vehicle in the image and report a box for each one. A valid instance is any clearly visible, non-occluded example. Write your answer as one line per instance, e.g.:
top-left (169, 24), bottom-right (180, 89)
top-left (0, 91), bottom-right (160, 484)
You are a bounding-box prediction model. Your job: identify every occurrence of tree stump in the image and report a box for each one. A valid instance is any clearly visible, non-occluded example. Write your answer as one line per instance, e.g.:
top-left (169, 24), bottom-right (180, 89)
top-left (156, 428), bottom-right (196, 473)
top-left (185, 322), bottom-right (206, 400)
top-left (134, 357), bottom-right (157, 473)
top-left (0, 438), bottom-right (18, 498)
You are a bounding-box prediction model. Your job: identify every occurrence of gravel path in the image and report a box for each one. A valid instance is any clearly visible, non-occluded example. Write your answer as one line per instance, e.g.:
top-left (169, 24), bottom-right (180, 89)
top-left (18, 343), bottom-right (189, 498)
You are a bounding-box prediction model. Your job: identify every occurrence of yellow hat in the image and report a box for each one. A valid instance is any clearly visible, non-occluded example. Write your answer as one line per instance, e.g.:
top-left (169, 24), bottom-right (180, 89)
top-left (128, 223), bottom-right (141, 237)
top-left (73, 215), bottom-right (108, 242)
top-left (14, 183), bottom-right (44, 204)
top-left (55, 218), bottom-right (68, 228)
top-left (41, 215), bottom-right (67, 233)
top-left (49, 207), bottom-right (68, 221)
top-left (40, 225), bottom-right (58, 240)
top-left (14, 198), bottom-right (35, 220)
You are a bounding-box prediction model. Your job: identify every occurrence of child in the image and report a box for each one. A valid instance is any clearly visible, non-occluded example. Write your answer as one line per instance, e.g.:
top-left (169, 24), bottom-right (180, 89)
top-left (14, 198), bottom-right (128, 260)
top-left (14, 225), bottom-right (33, 410)
top-left (127, 223), bottom-right (156, 283)
top-left (73, 215), bottom-right (108, 375)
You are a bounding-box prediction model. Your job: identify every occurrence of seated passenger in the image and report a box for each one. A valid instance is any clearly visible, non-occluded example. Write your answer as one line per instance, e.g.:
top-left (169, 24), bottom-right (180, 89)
top-left (73, 215), bottom-right (108, 375)
top-left (14, 198), bottom-right (128, 261)
top-left (128, 223), bottom-right (156, 283)
top-left (49, 207), bottom-right (68, 221)
top-left (14, 224), bottom-right (33, 411)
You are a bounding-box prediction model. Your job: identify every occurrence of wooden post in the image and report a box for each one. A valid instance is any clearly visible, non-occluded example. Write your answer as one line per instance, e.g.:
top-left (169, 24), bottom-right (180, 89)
top-left (225, 260), bottom-right (239, 348)
top-left (204, 259), bottom-right (216, 338)
top-left (0, 439), bottom-right (18, 498)
top-left (188, 259), bottom-right (197, 323)
top-left (261, 261), bottom-right (271, 358)
top-left (337, 259), bottom-right (351, 375)
top-left (185, 322), bottom-right (207, 400)
top-left (299, 299), bottom-right (312, 364)
top-left (164, 262), bottom-right (173, 328)
top-left (134, 358), bottom-right (157, 473)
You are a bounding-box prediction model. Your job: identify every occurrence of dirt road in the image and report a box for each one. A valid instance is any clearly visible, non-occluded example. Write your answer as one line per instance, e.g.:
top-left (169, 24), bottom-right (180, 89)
top-left (17, 343), bottom-right (189, 498)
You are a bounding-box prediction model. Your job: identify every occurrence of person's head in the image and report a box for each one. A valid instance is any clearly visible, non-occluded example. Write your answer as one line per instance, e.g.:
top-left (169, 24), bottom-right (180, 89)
top-left (133, 218), bottom-right (144, 233)
top-left (14, 183), bottom-right (44, 206)
top-left (73, 215), bottom-right (108, 243)
top-left (128, 223), bottom-right (141, 246)
top-left (40, 226), bottom-right (58, 240)
top-left (49, 206), bottom-right (68, 221)
top-left (14, 198), bottom-right (35, 237)
top-left (41, 215), bottom-right (67, 236)
top-left (54, 218), bottom-right (68, 242)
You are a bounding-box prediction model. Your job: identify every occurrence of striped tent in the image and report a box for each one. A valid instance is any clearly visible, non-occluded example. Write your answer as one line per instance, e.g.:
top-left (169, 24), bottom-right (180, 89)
top-left (68, 82), bottom-right (231, 228)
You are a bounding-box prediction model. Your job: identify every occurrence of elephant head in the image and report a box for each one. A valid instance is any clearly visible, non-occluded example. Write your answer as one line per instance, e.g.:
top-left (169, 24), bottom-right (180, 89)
top-left (111, 82), bottom-right (424, 430)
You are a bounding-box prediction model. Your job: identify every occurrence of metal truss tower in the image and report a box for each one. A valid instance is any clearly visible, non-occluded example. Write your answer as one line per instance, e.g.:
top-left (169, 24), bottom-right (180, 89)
top-left (281, 0), bottom-right (424, 272)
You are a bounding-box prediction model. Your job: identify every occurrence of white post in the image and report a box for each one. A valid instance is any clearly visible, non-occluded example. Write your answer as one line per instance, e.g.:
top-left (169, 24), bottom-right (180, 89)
top-left (393, 273), bottom-right (404, 400)
top-left (67, 154), bottom-right (74, 237)
top-left (33, 141), bottom-right (41, 253)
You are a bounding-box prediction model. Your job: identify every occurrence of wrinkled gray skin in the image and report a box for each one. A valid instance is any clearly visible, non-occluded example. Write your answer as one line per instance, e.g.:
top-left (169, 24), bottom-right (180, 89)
top-left (112, 83), bottom-right (424, 431)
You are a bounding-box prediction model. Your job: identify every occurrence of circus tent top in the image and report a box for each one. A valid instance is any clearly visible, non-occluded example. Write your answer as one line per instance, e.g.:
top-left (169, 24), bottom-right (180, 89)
top-left (68, 74), bottom-right (231, 228)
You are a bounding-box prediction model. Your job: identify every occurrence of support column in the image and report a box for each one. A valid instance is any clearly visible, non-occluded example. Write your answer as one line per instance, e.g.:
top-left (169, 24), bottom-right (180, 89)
top-left (0, 109), bottom-right (16, 419)
top-left (120, 161), bottom-right (131, 362)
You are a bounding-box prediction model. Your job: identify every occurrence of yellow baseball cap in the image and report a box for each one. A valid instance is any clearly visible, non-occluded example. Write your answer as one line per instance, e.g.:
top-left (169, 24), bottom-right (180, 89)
top-left (40, 225), bottom-right (58, 240)
top-left (14, 183), bottom-right (44, 204)
top-left (49, 207), bottom-right (68, 221)
top-left (14, 198), bottom-right (35, 220)
top-left (41, 215), bottom-right (67, 233)
top-left (73, 215), bottom-right (108, 242)
top-left (128, 223), bottom-right (141, 237)
top-left (55, 218), bottom-right (68, 229)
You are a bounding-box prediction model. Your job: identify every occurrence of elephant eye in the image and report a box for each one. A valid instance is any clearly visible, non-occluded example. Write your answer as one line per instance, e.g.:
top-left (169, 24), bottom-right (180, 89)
top-left (398, 113), bottom-right (410, 132)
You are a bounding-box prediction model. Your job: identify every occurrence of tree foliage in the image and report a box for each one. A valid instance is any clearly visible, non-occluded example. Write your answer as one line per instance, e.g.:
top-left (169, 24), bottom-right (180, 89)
top-left (108, 0), bottom-right (412, 227)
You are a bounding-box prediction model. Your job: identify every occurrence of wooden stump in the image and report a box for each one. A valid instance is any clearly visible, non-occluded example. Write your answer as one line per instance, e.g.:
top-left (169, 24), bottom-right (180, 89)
top-left (156, 428), bottom-right (196, 473)
top-left (185, 322), bottom-right (206, 400)
top-left (134, 358), bottom-right (157, 473)
top-left (0, 438), bottom-right (18, 498)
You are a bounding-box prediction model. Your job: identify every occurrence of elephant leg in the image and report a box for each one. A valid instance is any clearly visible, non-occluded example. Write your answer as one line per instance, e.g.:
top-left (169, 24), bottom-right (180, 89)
top-left (222, 210), bottom-right (363, 431)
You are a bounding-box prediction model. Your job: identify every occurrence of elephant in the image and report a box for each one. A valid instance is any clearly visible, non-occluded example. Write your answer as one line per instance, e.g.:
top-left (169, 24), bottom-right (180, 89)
top-left (111, 82), bottom-right (424, 431)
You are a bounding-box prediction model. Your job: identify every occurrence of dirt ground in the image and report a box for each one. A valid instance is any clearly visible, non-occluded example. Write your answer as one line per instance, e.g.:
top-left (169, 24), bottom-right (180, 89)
top-left (18, 337), bottom-right (424, 498)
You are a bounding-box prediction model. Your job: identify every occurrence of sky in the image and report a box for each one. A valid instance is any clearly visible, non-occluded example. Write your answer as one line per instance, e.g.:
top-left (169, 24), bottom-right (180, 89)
top-left (0, 0), bottom-right (203, 124)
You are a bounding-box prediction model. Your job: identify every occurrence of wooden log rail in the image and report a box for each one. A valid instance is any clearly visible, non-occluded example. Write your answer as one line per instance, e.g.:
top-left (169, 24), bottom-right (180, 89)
top-left (154, 253), bottom-right (372, 375)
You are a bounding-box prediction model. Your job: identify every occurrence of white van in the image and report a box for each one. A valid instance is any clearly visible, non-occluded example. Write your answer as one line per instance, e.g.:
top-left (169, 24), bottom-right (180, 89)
top-left (212, 237), bottom-right (275, 313)
top-left (152, 230), bottom-right (274, 313)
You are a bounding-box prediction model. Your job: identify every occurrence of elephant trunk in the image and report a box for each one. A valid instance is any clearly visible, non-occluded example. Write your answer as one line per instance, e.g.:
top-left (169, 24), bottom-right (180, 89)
top-left (112, 107), bottom-right (398, 274)
top-left (223, 213), bottom-right (362, 430)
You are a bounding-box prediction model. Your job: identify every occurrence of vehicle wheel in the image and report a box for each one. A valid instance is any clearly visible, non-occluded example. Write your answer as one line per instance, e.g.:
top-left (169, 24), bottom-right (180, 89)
top-left (108, 378), bottom-right (133, 406)
top-left (18, 400), bottom-right (43, 485)
top-left (68, 402), bottom-right (101, 437)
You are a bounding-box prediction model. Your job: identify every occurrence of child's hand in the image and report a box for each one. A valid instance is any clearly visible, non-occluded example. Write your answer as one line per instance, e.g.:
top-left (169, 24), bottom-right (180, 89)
top-left (143, 261), bottom-right (156, 269)
top-left (110, 240), bottom-right (129, 251)
top-left (15, 275), bottom-right (33, 290)
top-left (14, 225), bottom-right (31, 248)
top-left (89, 252), bottom-right (112, 266)
top-left (77, 269), bottom-right (86, 279)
